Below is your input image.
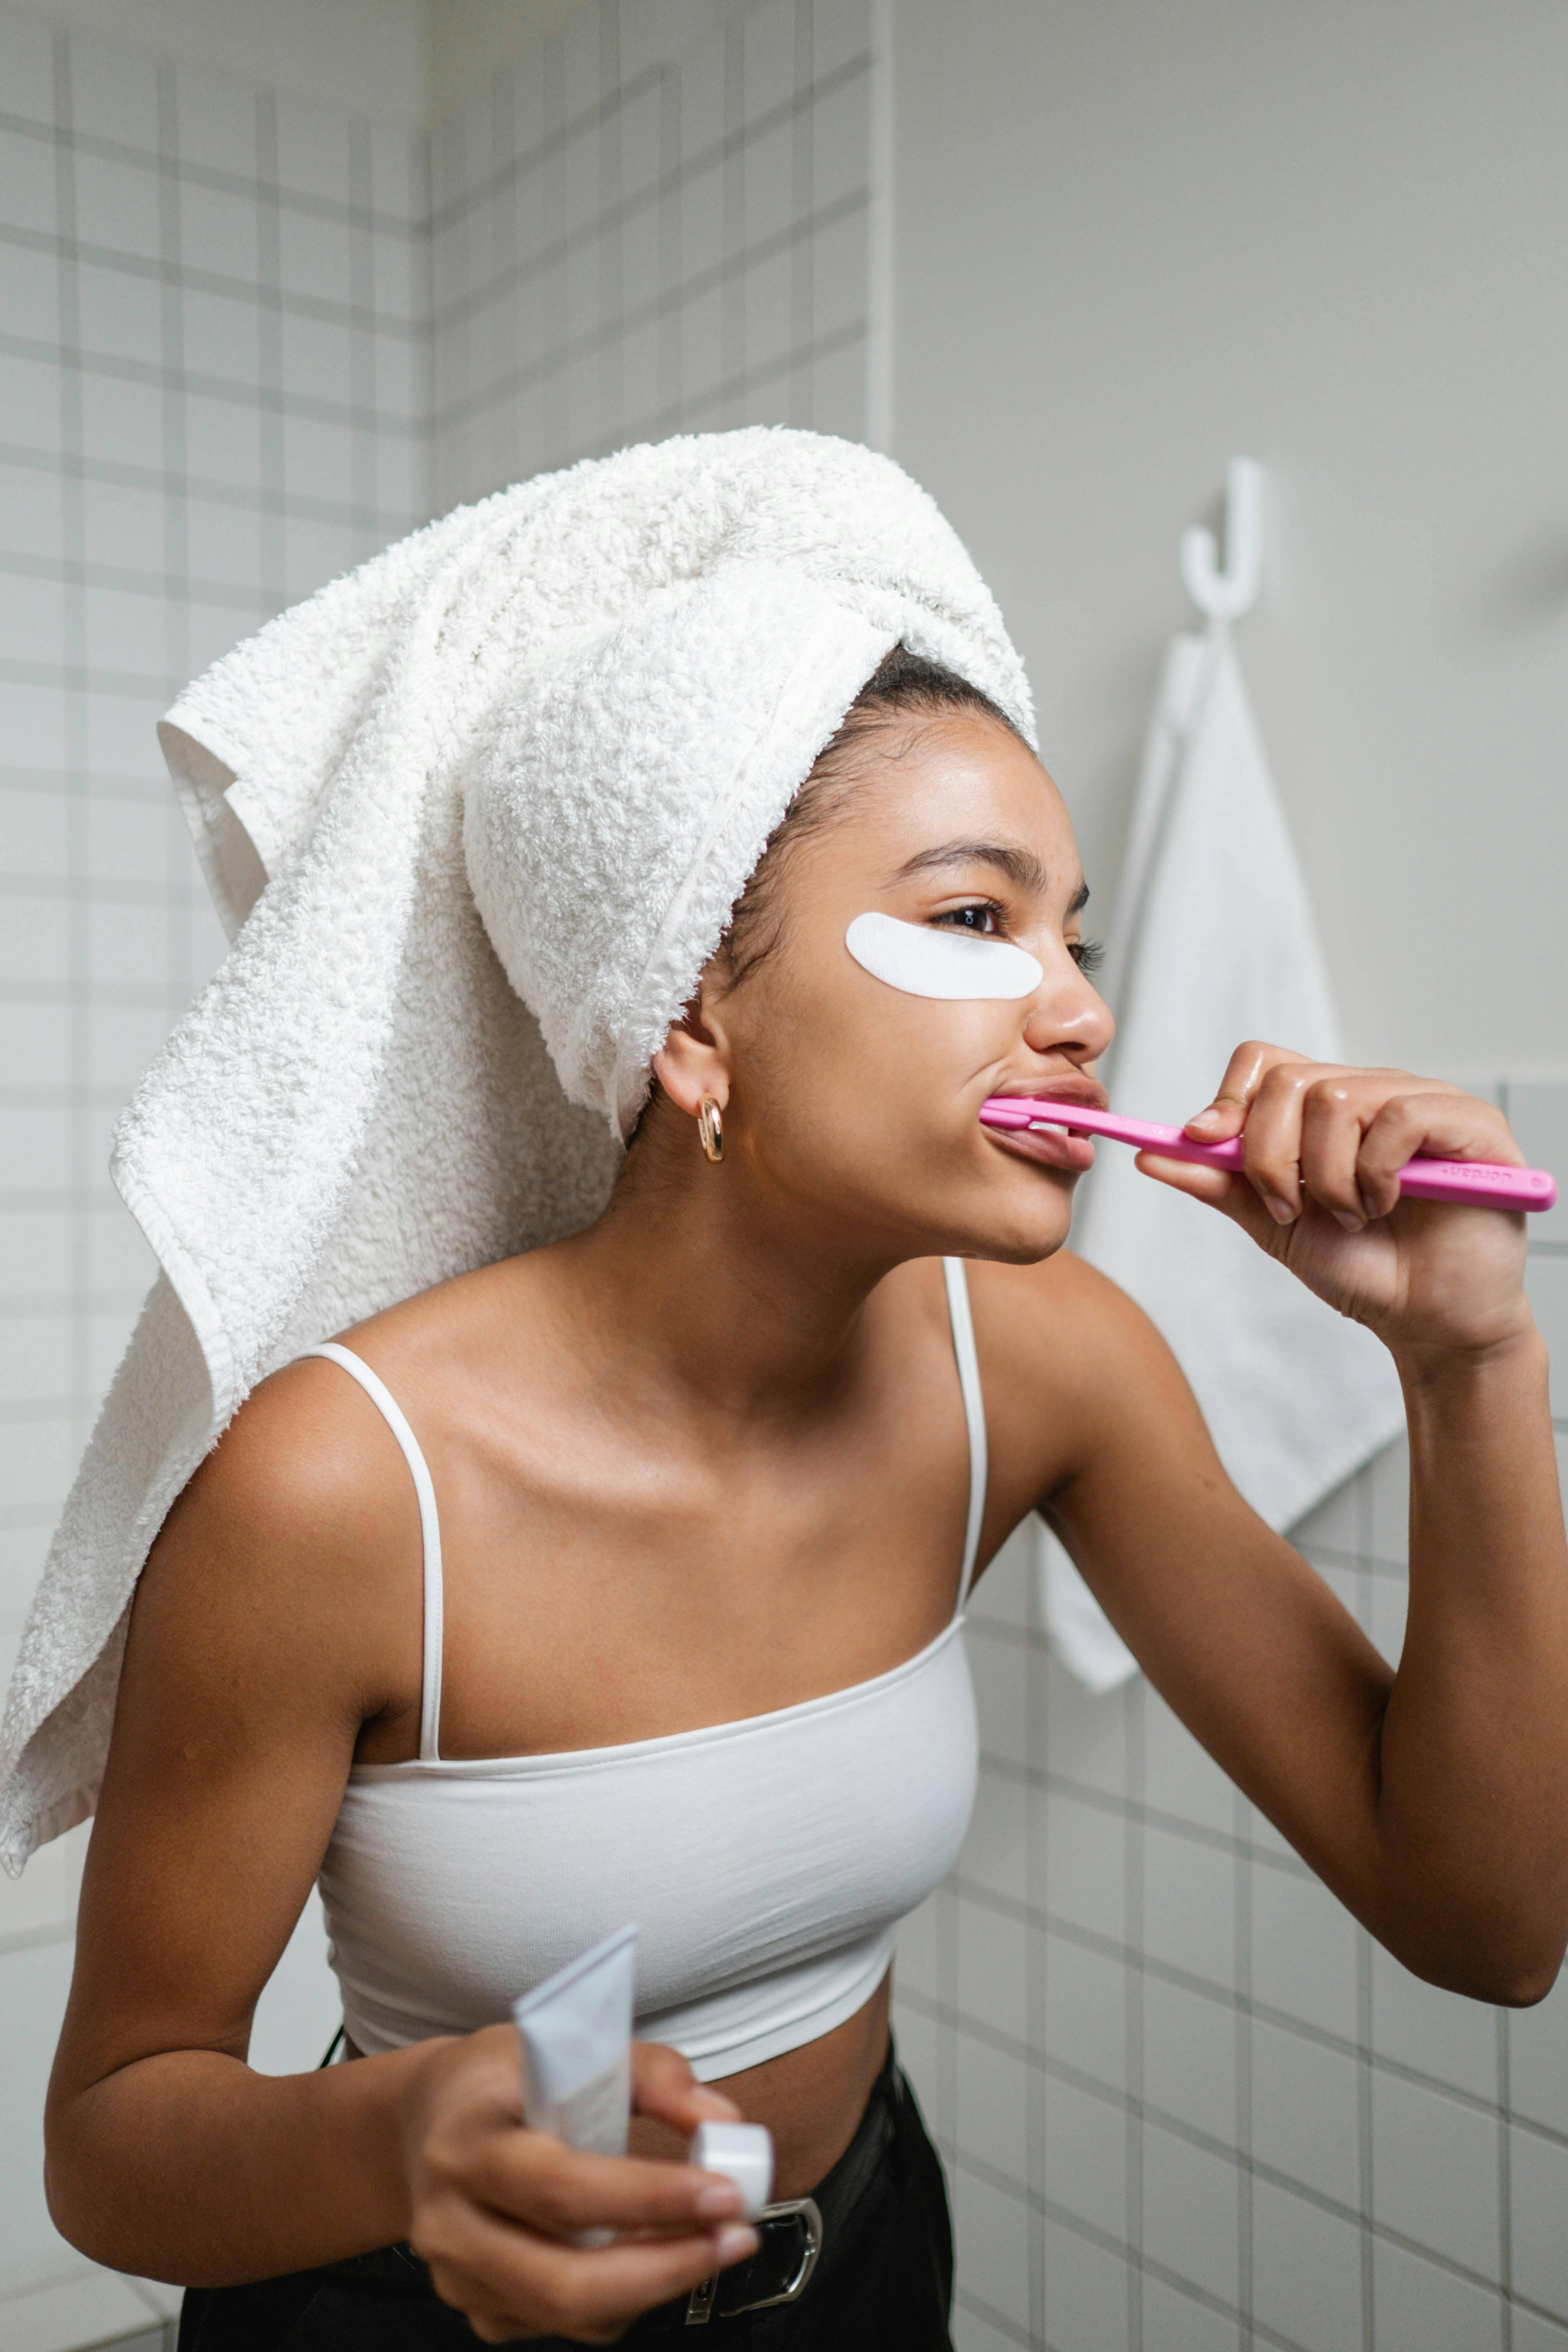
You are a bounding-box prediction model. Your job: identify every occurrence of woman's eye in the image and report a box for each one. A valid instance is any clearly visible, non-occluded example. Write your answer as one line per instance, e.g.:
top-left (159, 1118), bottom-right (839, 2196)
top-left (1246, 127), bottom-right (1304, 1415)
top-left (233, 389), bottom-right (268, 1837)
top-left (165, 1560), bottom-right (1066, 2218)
top-left (927, 910), bottom-right (1105, 969)
top-left (932, 903), bottom-right (1003, 935)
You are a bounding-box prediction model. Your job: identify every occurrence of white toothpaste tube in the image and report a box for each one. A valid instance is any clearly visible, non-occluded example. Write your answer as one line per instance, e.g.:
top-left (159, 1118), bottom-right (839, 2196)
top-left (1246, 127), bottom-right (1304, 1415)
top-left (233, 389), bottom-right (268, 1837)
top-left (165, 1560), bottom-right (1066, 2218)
top-left (690, 2119), bottom-right (775, 2219)
top-left (514, 1925), bottom-right (638, 2244)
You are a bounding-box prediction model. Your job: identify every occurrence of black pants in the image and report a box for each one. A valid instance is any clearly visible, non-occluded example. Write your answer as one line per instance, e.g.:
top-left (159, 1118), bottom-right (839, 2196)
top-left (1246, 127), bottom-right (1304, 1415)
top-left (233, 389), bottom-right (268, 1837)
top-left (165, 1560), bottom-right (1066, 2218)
top-left (177, 2046), bottom-right (953, 2351)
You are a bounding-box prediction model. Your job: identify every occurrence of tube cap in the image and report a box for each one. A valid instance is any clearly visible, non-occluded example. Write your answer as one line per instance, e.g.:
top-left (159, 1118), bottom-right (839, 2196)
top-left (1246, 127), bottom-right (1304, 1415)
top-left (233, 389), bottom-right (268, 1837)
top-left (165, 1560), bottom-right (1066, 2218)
top-left (690, 2119), bottom-right (775, 2218)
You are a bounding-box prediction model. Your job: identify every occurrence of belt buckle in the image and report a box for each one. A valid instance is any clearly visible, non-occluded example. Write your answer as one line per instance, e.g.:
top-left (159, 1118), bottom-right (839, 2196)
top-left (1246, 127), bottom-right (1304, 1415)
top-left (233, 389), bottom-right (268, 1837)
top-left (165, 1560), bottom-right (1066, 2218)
top-left (683, 2196), bottom-right (823, 2325)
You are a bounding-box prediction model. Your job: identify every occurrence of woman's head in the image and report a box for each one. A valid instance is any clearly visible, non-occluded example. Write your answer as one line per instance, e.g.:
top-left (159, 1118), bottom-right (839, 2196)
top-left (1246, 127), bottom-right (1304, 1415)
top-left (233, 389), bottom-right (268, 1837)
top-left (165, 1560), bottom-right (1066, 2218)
top-left (633, 647), bottom-right (1114, 1266)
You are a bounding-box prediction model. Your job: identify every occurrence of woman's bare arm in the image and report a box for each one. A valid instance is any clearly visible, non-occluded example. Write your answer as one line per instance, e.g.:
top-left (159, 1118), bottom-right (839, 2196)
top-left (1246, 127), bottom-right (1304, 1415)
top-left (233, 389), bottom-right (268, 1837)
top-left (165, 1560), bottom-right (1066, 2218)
top-left (976, 1063), bottom-right (1568, 2005)
top-left (46, 1362), bottom-right (423, 2280)
top-left (44, 1364), bottom-right (752, 2324)
top-left (1004, 1260), bottom-right (1566, 2001)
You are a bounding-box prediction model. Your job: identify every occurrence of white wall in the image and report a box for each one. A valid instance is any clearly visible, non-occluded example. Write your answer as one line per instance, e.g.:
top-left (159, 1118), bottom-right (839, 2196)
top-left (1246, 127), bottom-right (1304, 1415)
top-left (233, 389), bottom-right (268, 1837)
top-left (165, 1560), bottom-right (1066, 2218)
top-left (888, 0), bottom-right (1568, 1078)
top-left (428, 0), bottom-right (873, 511)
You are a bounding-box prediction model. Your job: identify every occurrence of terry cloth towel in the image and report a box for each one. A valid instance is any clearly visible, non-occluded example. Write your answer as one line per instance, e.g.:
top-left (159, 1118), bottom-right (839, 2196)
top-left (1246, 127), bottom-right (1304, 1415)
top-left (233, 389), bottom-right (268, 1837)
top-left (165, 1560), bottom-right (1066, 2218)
top-left (1, 427), bottom-right (1034, 1873)
top-left (1039, 626), bottom-right (1404, 1692)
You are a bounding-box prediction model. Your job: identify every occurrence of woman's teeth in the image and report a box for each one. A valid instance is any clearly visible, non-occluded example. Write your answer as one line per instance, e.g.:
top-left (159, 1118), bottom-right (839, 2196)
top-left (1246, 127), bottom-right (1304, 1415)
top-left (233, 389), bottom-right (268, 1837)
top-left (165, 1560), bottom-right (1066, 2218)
top-left (988, 1120), bottom-right (1096, 1174)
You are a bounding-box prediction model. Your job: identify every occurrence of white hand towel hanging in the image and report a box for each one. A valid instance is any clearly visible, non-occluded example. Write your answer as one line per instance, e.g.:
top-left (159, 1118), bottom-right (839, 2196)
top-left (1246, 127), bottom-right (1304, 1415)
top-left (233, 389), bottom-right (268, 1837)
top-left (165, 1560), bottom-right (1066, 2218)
top-left (1039, 623), bottom-right (1404, 1691)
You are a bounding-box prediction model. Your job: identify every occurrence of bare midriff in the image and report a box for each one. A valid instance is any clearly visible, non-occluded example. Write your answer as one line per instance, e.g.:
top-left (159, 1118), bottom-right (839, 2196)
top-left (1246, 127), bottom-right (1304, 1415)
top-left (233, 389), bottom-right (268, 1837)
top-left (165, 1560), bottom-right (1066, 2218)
top-left (344, 1970), bottom-right (893, 2205)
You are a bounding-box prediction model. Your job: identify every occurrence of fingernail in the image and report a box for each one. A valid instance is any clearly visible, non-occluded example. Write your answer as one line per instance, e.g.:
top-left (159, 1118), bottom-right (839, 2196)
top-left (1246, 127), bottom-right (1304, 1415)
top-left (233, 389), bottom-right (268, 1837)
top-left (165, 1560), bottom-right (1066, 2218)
top-left (1187, 1106), bottom-right (1223, 1130)
top-left (1265, 1194), bottom-right (1297, 1224)
top-left (1334, 1208), bottom-right (1363, 1232)
top-left (696, 2185), bottom-right (744, 2219)
top-left (715, 2225), bottom-right (759, 2264)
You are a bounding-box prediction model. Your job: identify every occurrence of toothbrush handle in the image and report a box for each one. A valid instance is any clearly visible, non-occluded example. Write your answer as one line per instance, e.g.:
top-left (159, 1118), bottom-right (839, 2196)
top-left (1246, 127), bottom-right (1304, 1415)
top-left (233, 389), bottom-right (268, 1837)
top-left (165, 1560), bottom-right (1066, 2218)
top-left (1163, 1136), bottom-right (1555, 1211)
top-left (978, 1098), bottom-right (1557, 1213)
top-left (1379, 1158), bottom-right (1556, 1213)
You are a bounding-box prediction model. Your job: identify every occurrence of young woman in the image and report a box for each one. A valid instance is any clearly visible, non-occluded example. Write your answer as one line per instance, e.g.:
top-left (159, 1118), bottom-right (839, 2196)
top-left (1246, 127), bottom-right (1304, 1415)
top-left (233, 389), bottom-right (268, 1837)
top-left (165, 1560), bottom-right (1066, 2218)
top-left (39, 602), bottom-right (1568, 2343)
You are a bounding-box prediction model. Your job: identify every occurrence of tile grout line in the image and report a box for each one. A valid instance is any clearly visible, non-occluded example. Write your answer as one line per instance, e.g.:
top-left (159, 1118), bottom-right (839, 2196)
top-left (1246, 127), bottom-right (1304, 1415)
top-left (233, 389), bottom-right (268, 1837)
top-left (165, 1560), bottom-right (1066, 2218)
top-left (1125, 1674), bottom-right (1145, 2352)
top-left (431, 189), bottom-right (868, 435)
top-left (156, 48), bottom-right (192, 1024)
top-left (1355, 1470), bottom-right (1378, 2352)
top-left (51, 26), bottom-right (93, 1474)
top-left (0, 103), bottom-right (422, 238)
top-left (1498, 2005), bottom-right (1513, 2352)
top-left (253, 89), bottom-right (287, 619)
top-left (1235, 1776), bottom-right (1255, 2348)
top-left (945, 2118), bottom-right (1566, 2334)
top-left (942, 1865), bottom-right (1568, 2149)
top-left (596, 0), bottom-right (625, 464)
top-left (0, 222), bottom-right (428, 349)
top-left (1498, 1077), bottom-right (1517, 2352)
top-left (348, 115), bottom-right (379, 556)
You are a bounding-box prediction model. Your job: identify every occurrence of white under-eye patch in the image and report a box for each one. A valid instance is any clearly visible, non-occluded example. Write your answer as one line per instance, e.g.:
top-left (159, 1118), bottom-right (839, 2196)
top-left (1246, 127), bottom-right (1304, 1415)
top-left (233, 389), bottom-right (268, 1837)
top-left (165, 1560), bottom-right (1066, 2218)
top-left (845, 911), bottom-right (1044, 1000)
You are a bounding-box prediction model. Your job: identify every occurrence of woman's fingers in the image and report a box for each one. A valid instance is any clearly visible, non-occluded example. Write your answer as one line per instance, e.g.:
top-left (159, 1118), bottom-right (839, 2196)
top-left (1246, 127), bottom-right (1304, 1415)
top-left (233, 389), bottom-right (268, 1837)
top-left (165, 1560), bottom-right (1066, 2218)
top-left (1181, 1041), bottom-right (1327, 1221)
top-left (1180, 1046), bottom-right (1417, 1227)
top-left (466, 2132), bottom-right (747, 2237)
top-left (1169, 1051), bottom-right (1518, 1235)
top-left (1184, 1039), bottom-right (1308, 1144)
top-left (1237, 1062), bottom-right (1324, 1222)
top-left (1352, 1091), bottom-right (1523, 1221)
top-left (1296, 1079), bottom-right (1380, 1228)
top-left (421, 2204), bottom-right (757, 2346)
top-left (404, 2031), bottom-right (763, 2345)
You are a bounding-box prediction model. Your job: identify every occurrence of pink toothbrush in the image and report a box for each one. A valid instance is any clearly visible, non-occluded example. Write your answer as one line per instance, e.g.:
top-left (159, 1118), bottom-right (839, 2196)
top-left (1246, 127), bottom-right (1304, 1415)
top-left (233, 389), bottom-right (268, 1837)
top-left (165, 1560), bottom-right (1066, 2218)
top-left (979, 1097), bottom-right (1558, 1214)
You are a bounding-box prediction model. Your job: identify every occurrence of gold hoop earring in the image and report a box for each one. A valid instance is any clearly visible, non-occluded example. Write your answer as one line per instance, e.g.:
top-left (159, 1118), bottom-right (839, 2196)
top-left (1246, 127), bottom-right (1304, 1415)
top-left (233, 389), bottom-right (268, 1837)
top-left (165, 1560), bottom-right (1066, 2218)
top-left (697, 1096), bottom-right (724, 1164)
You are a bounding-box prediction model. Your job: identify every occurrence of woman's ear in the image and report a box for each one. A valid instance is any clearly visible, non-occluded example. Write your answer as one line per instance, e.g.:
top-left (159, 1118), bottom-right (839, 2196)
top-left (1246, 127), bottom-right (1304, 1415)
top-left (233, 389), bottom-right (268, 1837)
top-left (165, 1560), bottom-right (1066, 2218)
top-left (651, 995), bottom-right (730, 1119)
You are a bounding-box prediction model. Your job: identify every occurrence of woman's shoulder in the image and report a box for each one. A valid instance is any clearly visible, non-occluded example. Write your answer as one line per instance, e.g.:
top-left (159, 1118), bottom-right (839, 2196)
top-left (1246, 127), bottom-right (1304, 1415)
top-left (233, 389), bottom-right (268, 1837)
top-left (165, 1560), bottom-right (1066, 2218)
top-left (132, 1336), bottom-right (435, 1736)
top-left (122, 1253), bottom-right (550, 1768)
top-left (203, 1345), bottom-right (424, 1542)
top-left (179, 1247), bottom-right (539, 1584)
top-left (966, 1242), bottom-right (1167, 1345)
top-left (960, 1246), bottom-right (1188, 1474)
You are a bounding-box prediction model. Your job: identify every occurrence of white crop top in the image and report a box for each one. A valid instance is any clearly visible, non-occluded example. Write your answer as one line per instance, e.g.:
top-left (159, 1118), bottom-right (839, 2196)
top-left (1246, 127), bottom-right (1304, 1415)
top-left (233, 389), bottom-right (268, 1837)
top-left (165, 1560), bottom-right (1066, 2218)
top-left (308, 1260), bottom-right (984, 2081)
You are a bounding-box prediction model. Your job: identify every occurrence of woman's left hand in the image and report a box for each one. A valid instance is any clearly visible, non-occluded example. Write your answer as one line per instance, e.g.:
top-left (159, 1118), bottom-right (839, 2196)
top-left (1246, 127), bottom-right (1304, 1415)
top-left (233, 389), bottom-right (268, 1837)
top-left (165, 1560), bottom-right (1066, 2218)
top-left (1136, 1041), bottom-right (1535, 1362)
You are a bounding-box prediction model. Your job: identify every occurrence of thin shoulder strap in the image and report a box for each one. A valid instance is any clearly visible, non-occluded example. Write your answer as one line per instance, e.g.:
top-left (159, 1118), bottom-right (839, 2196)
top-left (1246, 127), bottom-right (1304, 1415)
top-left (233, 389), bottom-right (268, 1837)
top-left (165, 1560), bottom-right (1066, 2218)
top-left (941, 1258), bottom-right (988, 1612)
top-left (301, 1342), bottom-right (444, 1763)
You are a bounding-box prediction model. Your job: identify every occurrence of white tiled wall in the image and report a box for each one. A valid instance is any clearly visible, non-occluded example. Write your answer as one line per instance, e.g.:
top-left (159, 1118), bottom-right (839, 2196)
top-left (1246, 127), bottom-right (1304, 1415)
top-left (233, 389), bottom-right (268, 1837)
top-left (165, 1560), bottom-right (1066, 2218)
top-left (429, 0), bottom-right (873, 511)
top-left (0, 0), bottom-right (428, 2332)
top-left (896, 1072), bottom-right (1568, 2350)
top-left (0, 0), bottom-right (429, 1684)
top-left (0, 0), bottom-right (872, 2334)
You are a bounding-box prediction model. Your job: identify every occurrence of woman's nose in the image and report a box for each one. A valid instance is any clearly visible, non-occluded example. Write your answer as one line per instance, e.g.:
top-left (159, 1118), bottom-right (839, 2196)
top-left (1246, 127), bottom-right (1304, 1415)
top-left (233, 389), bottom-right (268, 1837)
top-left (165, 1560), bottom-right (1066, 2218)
top-left (1022, 976), bottom-right (1114, 1062)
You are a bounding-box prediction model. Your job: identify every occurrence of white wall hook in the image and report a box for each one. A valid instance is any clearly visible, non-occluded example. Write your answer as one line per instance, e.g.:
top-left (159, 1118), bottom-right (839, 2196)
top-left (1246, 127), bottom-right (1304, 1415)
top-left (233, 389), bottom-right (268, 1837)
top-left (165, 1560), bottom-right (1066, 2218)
top-left (1180, 456), bottom-right (1264, 624)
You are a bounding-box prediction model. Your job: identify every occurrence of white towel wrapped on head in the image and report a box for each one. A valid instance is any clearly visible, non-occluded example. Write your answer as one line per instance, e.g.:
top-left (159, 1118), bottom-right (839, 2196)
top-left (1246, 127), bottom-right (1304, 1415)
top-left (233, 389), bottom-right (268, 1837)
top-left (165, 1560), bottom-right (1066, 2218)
top-left (1, 428), bottom-right (1034, 1874)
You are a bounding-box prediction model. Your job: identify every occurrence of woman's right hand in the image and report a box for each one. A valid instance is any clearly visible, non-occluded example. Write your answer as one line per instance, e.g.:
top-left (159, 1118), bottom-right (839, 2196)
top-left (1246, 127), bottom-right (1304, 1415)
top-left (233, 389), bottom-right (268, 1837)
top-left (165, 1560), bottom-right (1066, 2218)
top-left (399, 2025), bottom-right (759, 2344)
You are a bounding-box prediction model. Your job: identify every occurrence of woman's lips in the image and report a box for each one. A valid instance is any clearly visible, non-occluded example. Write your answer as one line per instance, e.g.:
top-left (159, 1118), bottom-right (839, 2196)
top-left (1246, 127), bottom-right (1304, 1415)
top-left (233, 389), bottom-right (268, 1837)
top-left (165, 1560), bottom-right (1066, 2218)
top-left (984, 1120), bottom-right (1096, 1175)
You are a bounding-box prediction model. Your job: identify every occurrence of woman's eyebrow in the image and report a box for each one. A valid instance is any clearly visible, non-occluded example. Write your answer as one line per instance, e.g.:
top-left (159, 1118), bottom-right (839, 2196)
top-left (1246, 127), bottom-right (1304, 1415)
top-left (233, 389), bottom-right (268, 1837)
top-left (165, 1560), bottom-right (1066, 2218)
top-left (892, 840), bottom-right (1088, 914)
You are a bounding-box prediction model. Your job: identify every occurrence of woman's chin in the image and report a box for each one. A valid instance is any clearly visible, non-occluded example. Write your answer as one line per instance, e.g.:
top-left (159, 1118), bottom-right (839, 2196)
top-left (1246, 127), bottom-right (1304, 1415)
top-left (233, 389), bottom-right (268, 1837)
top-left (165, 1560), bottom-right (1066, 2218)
top-left (952, 1184), bottom-right (1080, 1266)
top-left (984, 1221), bottom-right (1076, 1266)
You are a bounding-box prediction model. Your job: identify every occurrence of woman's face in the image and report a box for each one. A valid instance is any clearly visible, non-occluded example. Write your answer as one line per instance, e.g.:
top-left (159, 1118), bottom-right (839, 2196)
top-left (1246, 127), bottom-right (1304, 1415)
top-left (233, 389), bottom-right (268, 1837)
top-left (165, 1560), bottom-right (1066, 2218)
top-left (699, 710), bottom-right (1115, 1266)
